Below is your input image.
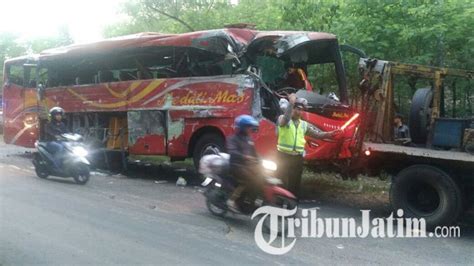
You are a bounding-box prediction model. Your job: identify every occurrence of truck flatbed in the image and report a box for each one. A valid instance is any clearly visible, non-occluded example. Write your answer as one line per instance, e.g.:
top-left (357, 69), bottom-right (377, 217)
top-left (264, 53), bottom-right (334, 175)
top-left (363, 142), bottom-right (474, 163)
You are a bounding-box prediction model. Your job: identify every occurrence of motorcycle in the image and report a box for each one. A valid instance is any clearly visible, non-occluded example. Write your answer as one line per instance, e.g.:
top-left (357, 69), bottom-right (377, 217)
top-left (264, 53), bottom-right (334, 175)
top-left (32, 133), bottom-right (90, 184)
top-left (199, 153), bottom-right (297, 218)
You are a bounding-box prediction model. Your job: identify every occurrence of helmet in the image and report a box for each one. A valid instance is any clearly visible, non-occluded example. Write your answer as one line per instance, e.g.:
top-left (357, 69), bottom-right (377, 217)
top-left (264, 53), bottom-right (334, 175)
top-left (279, 98), bottom-right (289, 112)
top-left (49, 107), bottom-right (65, 117)
top-left (295, 98), bottom-right (308, 109)
top-left (235, 115), bottom-right (259, 130)
top-left (394, 113), bottom-right (404, 119)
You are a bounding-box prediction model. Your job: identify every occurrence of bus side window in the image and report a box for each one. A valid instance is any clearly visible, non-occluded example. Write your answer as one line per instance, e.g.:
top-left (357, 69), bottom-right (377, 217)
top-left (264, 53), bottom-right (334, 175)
top-left (6, 64), bottom-right (25, 87)
top-left (47, 70), bottom-right (60, 88)
top-left (119, 71), bottom-right (137, 81)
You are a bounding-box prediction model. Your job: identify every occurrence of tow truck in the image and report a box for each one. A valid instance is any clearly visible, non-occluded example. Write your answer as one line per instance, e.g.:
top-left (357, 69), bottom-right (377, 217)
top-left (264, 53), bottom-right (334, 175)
top-left (350, 58), bottom-right (474, 229)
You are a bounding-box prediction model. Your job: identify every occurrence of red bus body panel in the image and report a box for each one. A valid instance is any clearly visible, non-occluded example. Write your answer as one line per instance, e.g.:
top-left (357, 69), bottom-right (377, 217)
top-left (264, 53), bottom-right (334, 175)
top-left (3, 84), bottom-right (39, 148)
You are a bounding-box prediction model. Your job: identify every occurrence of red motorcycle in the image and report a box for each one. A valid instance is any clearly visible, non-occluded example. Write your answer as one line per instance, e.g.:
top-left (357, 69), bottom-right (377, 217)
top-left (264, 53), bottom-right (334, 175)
top-left (199, 153), bottom-right (297, 217)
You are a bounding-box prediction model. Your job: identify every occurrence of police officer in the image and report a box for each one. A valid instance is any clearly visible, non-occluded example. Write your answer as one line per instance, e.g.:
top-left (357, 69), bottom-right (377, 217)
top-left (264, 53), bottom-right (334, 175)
top-left (277, 93), bottom-right (341, 198)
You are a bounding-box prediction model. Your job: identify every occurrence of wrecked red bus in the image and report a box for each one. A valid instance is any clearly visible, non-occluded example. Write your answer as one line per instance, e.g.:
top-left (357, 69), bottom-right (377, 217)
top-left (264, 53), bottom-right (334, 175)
top-left (2, 28), bottom-right (359, 168)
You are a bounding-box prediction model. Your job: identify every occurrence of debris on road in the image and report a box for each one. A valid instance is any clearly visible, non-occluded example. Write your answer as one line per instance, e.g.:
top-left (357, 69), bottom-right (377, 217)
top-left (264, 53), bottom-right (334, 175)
top-left (176, 177), bottom-right (187, 186)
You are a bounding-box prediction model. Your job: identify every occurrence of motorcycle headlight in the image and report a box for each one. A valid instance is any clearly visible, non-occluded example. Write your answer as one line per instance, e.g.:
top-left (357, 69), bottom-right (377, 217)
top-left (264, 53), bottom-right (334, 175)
top-left (72, 146), bottom-right (88, 157)
top-left (262, 159), bottom-right (277, 171)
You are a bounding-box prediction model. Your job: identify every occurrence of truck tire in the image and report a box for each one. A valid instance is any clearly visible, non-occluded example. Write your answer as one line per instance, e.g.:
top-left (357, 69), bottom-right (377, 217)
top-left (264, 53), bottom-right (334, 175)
top-left (390, 165), bottom-right (463, 230)
top-left (409, 88), bottom-right (433, 144)
top-left (193, 133), bottom-right (225, 170)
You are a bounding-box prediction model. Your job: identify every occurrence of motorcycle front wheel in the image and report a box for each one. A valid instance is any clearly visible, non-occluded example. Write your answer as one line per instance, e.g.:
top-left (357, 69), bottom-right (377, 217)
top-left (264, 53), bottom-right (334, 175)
top-left (73, 164), bottom-right (90, 185)
top-left (206, 198), bottom-right (228, 217)
top-left (205, 186), bottom-right (228, 217)
top-left (263, 196), bottom-right (298, 235)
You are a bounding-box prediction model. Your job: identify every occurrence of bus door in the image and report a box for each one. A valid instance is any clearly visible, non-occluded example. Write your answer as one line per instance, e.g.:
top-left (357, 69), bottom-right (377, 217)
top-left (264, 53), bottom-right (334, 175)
top-left (127, 110), bottom-right (167, 155)
top-left (2, 60), bottom-right (39, 147)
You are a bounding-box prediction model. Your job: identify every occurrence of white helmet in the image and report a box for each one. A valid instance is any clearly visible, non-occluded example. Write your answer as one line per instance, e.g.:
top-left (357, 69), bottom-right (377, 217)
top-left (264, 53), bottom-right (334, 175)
top-left (49, 106), bottom-right (65, 117)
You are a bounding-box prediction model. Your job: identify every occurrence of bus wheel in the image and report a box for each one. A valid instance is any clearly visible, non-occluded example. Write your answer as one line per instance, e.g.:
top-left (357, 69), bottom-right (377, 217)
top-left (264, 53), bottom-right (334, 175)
top-left (390, 165), bottom-right (463, 230)
top-left (193, 133), bottom-right (225, 170)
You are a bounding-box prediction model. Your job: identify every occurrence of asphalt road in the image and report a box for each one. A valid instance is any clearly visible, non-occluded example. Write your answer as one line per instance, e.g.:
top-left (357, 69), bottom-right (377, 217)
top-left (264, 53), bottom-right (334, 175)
top-left (1, 145), bottom-right (473, 265)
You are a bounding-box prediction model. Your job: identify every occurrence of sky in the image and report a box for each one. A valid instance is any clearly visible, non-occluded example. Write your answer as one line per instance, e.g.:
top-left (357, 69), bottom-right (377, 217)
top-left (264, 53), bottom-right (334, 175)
top-left (0, 0), bottom-right (127, 43)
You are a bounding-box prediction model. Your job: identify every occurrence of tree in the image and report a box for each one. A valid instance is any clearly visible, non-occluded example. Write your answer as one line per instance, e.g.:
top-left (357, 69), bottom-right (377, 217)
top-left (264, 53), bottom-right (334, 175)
top-left (103, 0), bottom-right (286, 37)
top-left (0, 26), bottom-right (74, 94)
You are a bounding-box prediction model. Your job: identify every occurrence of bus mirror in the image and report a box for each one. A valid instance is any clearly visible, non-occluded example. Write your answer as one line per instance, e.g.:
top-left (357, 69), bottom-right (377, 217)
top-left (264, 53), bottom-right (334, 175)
top-left (225, 53), bottom-right (241, 67)
top-left (227, 44), bottom-right (234, 53)
top-left (37, 83), bottom-right (45, 101)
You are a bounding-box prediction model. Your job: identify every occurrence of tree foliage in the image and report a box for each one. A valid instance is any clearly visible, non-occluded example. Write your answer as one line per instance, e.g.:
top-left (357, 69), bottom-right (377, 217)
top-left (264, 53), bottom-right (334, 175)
top-left (0, 26), bottom-right (73, 91)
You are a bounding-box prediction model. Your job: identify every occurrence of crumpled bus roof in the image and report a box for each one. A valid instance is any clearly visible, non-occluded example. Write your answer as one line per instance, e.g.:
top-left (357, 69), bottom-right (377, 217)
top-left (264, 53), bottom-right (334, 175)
top-left (35, 28), bottom-right (337, 60)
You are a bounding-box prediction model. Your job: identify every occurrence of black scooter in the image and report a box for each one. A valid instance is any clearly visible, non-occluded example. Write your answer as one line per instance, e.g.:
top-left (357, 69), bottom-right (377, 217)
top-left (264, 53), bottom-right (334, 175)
top-left (32, 133), bottom-right (90, 184)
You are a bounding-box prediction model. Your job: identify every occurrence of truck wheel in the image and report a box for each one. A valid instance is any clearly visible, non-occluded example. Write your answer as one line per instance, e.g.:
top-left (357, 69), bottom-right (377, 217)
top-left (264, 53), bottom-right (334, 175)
top-left (409, 88), bottom-right (433, 144)
top-left (193, 133), bottom-right (225, 170)
top-left (390, 165), bottom-right (462, 229)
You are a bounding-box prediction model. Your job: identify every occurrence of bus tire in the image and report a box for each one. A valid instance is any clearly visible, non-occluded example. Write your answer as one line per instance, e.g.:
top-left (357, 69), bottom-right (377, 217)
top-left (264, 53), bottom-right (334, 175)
top-left (193, 133), bottom-right (225, 170)
top-left (390, 165), bottom-right (463, 230)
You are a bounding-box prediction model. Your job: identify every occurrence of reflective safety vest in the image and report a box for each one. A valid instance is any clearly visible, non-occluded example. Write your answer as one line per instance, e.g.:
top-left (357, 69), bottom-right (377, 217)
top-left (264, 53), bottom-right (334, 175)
top-left (277, 119), bottom-right (307, 154)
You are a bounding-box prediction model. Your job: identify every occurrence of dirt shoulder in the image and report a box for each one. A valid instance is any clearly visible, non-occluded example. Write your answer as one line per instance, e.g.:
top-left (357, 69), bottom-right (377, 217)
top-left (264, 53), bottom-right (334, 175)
top-left (300, 170), bottom-right (390, 211)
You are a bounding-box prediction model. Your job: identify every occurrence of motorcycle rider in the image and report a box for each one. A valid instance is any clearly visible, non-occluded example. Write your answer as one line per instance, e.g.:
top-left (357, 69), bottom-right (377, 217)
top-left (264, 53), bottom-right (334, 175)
top-left (226, 114), bottom-right (262, 212)
top-left (45, 107), bottom-right (69, 167)
top-left (277, 93), bottom-right (342, 197)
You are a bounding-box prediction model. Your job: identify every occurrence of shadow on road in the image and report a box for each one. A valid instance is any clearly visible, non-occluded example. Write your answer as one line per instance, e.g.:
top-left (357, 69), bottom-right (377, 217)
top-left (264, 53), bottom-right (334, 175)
top-left (39, 176), bottom-right (79, 185)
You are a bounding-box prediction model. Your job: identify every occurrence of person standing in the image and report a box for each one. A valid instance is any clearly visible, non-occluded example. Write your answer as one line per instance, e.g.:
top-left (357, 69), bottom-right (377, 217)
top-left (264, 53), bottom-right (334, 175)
top-left (276, 93), bottom-right (341, 198)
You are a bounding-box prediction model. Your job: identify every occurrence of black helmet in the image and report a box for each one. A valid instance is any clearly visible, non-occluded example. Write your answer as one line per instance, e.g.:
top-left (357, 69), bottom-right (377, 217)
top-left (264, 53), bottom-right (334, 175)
top-left (49, 107), bottom-right (65, 117)
top-left (394, 113), bottom-right (404, 120)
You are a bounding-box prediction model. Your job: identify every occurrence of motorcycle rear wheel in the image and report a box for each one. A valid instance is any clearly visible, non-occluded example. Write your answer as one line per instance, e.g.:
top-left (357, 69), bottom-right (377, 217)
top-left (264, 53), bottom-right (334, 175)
top-left (206, 198), bottom-right (227, 217)
top-left (33, 154), bottom-right (49, 179)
